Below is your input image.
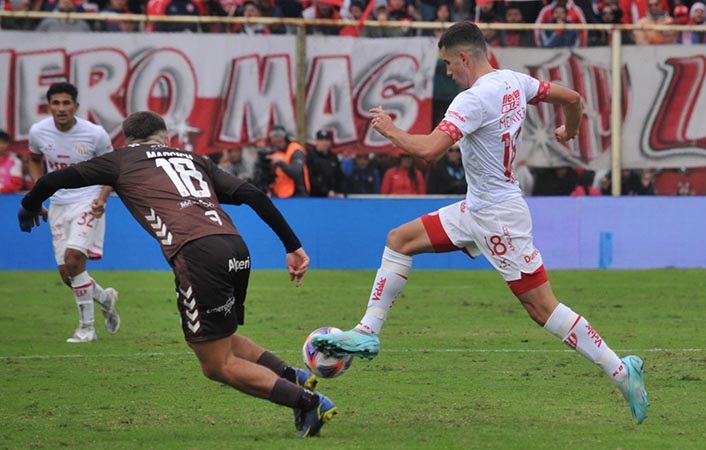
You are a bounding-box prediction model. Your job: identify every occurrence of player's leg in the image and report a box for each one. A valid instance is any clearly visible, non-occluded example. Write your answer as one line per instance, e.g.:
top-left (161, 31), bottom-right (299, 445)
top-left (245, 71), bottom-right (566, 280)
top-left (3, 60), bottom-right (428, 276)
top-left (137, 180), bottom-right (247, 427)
top-left (62, 248), bottom-right (97, 342)
top-left (313, 203), bottom-right (466, 358)
top-left (484, 198), bottom-right (649, 424)
top-left (63, 201), bottom-right (120, 338)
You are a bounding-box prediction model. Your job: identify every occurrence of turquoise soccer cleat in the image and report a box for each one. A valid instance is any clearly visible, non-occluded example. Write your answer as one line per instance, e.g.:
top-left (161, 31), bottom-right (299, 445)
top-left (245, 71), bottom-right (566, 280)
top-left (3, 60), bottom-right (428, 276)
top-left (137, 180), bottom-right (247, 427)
top-left (310, 330), bottom-right (380, 360)
top-left (618, 355), bottom-right (650, 424)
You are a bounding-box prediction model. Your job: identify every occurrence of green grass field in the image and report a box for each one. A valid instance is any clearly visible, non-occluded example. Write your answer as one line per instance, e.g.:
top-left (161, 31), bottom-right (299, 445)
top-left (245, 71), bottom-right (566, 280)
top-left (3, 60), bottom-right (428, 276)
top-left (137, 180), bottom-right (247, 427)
top-left (1, 269), bottom-right (704, 450)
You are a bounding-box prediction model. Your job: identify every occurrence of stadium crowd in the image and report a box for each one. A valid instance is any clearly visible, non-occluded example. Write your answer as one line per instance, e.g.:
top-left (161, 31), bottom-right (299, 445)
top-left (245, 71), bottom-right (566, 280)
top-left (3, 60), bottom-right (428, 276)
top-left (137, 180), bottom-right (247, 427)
top-left (1, 0), bottom-right (704, 195)
top-left (0, 0), bottom-right (704, 45)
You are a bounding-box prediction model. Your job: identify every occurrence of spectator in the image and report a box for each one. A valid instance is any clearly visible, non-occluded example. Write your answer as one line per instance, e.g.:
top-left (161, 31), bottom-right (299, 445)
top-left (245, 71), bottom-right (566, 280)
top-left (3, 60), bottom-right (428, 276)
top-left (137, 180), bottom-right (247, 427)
top-left (234, 1), bottom-right (271, 34)
top-left (307, 129), bottom-right (346, 197)
top-left (339, 0), bottom-right (364, 36)
top-left (588, 3), bottom-right (624, 45)
top-left (97, 0), bottom-right (137, 32)
top-left (679, 2), bottom-right (706, 44)
top-left (302, 0), bottom-right (342, 35)
top-left (1, 0), bottom-right (41, 30)
top-left (218, 147), bottom-right (256, 182)
top-left (370, 151), bottom-right (398, 178)
top-left (535, 0), bottom-right (588, 46)
top-left (0, 131), bottom-right (23, 194)
top-left (272, 0), bottom-right (302, 34)
top-left (532, 167), bottom-right (578, 196)
top-left (570, 169), bottom-right (601, 196)
top-left (469, 0), bottom-right (504, 46)
top-left (421, 2), bottom-right (453, 38)
top-left (426, 144), bottom-right (466, 195)
top-left (267, 126), bottom-right (310, 198)
top-left (540, 4), bottom-right (580, 47)
top-left (346, 153), bottom-right (381, 194)
top-left (503, 5), bottom-right (535, 47)
top-left (381, 153), bottom-right (426, 195)
top-left (146, 0), bottom-right (207, 33)
top-left (36, 0), bottom-right (92, 32)
top-left (676, 180), bottom-right (695, 196)
top-left (634, 170), bottom-right (656, 195)
top-left (634, 0), bottom-right (676, 44)
top-left (385, 0), bottom-right (416, 36)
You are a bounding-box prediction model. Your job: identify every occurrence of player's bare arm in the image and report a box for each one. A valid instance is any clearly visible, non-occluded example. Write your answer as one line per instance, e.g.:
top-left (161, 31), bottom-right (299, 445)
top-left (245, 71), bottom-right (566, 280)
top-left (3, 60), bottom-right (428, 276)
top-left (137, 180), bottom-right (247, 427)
top-left (543, 83), bottom-right (583, 142)
top-left (370, 106), bottom-right (454, 162)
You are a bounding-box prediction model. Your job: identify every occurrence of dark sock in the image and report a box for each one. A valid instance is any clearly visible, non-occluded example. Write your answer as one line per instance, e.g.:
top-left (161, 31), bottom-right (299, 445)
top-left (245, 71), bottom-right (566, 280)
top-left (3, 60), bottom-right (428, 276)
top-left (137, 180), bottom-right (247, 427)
top-left (256, 351), bottom-right (287, 376)
top-left (269, 379), bottom-right (319, 410)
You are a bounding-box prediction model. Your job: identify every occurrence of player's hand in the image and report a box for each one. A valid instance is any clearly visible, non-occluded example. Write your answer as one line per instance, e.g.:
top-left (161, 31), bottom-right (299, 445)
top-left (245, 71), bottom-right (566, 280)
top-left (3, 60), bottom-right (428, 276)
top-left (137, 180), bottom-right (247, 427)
top-left (370, 106), bottom-right (394, 138)
top-left (17, 206), bottom-right (47, 233)
top-left (554, 125), bottom-right (578, 142)
top-left (91, 198), bottom-right (106, 218)
top-left (286, 248), bottom-right (310, 287)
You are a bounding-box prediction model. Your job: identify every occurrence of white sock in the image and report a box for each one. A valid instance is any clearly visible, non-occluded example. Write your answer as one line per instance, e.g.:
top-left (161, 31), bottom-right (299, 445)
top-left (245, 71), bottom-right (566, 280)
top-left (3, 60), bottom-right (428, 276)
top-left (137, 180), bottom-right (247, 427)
top-left (544, 303), bottom-right (627, 385)
top-left (71, 271), bottom-right (95, 330)
top-left (91, 278), bottom-right (110, 309)
top-left (354, 247), bottom-right (412, 335)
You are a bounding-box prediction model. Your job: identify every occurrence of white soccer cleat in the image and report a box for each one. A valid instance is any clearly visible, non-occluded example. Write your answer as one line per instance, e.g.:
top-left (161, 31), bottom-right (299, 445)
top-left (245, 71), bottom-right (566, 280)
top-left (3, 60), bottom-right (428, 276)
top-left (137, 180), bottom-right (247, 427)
top-left (100, 288), bottom-right (121, 335)
top-left (66, 327), bottom-right (97, 343)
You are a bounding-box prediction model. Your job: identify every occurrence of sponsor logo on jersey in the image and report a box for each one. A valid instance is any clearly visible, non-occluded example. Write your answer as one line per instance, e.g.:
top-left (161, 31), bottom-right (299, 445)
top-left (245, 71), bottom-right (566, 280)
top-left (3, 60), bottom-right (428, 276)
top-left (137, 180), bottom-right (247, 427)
top-left (523, 248), bottom-right (539, 263)
top-left (228, 256), bottom-right (251, 272)
top-left (501, 89), bottom-right (521, 114)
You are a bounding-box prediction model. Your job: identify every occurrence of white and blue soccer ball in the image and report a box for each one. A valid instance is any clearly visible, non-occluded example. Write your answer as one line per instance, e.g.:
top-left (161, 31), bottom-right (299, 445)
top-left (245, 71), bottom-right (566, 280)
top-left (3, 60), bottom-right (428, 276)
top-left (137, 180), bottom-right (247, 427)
top-left (302, 326), bottom-right (353, 379)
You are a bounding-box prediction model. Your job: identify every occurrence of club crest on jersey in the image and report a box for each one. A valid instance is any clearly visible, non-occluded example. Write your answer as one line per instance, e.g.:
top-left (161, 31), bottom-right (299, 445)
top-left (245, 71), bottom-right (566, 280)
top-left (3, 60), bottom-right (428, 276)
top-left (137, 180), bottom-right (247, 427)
top-left (74, 143), bottom-right (89, 156)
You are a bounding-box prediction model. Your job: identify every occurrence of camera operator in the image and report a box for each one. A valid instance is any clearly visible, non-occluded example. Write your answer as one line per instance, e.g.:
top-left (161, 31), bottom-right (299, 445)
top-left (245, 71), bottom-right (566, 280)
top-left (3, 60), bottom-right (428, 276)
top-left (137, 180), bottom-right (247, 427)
top-left (265, 126), bottom-right (310, 198)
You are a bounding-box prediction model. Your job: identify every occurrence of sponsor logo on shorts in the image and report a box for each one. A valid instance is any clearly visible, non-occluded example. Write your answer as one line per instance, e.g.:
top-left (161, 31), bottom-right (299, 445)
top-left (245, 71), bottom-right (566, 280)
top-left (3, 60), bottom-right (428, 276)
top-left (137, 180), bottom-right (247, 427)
top-left (228, 257), bottom-right (251, 272)
top-left (523, 248), bottom-right (539, 263)
top-left (502, 226), bottom-right (516, 252)
top-left (207, 296), bottom-right (235, 316)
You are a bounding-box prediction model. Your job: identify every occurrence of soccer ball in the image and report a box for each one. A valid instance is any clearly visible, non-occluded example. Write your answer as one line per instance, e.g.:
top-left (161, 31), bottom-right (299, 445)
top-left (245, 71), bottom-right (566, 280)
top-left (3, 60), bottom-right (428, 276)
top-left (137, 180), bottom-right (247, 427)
top-left (302, 326), bottom-right (353, 379)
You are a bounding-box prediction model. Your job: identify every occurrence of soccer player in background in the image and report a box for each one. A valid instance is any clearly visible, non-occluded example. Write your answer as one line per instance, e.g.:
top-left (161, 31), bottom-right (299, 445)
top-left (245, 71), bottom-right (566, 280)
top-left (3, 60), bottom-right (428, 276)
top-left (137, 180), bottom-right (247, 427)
top-left (313, 21), bottom-right (650, 424)
top-left (27, 82), bottom-right (120, 343)
top-left (18, 111), bottom-right (336, 437)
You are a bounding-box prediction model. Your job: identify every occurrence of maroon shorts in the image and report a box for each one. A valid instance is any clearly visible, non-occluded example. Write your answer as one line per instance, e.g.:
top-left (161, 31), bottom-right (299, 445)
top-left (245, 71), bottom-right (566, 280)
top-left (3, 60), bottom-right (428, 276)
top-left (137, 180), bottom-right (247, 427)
top-left (171, 234), bottom-right (250, 343)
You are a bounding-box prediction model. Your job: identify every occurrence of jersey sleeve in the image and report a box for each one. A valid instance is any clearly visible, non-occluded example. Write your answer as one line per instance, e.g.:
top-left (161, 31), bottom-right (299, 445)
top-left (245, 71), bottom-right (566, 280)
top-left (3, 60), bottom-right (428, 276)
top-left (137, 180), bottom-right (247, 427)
top-left (441, 90), bottom-right (485, 139)
top-left (72, 151), bottom-right (121, 186)
top-left (522, 73), bottom-right (549, 105)
top-left (28, 125), bottom-right (42, 155)
top-left (95, 128), bottom-right (114, 156)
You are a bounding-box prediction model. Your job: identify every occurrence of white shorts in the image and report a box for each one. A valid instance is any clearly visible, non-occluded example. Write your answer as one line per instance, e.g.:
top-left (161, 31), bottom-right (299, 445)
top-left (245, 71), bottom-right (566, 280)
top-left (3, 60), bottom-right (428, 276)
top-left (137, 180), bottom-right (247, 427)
top-left (49, 199), bottom-right (106, 265)
top-left (423, 197), bottom-right (543, 282)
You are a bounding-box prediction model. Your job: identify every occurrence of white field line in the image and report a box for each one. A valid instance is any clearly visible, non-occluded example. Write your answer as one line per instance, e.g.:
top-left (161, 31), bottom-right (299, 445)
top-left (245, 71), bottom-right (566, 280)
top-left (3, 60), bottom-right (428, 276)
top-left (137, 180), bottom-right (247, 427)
top-left (0, 347), bottom-right (702, 361)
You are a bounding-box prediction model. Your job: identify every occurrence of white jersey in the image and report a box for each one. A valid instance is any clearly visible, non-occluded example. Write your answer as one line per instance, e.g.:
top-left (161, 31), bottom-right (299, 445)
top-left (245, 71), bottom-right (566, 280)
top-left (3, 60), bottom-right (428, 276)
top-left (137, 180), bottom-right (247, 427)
top-left (29, 116), bottom-right (113, 205)
top-left (440, 69), bottom-right (547, 211)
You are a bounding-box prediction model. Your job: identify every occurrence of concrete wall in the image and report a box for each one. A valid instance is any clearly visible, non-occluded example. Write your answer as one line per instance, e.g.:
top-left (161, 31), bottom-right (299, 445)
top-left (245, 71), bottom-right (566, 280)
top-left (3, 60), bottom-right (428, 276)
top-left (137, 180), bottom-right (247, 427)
top-left (2, 195), bottom-right (704, 270)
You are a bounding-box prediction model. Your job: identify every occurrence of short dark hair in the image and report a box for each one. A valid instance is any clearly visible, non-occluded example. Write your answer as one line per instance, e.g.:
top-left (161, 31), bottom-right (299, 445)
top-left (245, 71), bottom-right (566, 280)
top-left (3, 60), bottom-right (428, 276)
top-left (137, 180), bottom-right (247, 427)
top-left (0, 130), bottom-right (9, 142)
top-left (438, 22), bottom-right (487, 59)
top-left (46, 82), bottom-right (78, 103)
top-left (122, 111), bottom-right (167, 141)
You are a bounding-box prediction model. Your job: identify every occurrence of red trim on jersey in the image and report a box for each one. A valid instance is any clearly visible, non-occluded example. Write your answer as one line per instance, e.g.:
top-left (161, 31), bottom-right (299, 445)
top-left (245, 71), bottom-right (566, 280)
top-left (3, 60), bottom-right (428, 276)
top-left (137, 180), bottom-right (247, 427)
top-left (437, 120), bottom-right (462, 142)
top-left (507, 265), bottom-right (549, 295)
top-left (528, 81), bottom-right (551, 105)
top-left (421, 213), bottom-right (458, 253)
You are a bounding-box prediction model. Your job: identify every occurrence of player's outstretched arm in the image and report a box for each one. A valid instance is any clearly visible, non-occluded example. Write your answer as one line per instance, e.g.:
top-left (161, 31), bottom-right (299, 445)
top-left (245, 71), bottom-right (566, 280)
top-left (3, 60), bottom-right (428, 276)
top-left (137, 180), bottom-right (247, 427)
top-left (543, 83), bottom-right (583, 142)
top-left (370, 106), bottom-right (454, 162)
top-left (19, 167), bottom-right (87, 232)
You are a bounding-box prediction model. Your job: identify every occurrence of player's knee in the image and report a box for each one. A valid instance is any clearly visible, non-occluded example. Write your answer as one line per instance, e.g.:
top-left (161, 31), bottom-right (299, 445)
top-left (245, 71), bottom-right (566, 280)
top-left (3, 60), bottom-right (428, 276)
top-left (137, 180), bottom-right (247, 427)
top-left (385, 227), bottom-right (406, 251)
top-left (63, 249), bottom-right (86, 275)
top-left (200, 363), bottom-right (227, 383)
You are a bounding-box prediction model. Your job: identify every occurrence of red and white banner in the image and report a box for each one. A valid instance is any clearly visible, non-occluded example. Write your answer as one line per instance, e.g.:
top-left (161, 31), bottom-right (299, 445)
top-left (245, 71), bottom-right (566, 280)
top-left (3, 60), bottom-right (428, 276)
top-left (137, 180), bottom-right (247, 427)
top-left (1, 31), bottom-right (704, 170)
top-left (0, 32), bottom-right (437, 156)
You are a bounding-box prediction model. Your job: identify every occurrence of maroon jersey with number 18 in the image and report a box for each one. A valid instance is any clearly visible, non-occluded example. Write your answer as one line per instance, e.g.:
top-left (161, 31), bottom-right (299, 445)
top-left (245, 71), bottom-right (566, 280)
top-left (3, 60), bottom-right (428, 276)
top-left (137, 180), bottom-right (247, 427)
top-left (73, 143), bottom-right (242, 261)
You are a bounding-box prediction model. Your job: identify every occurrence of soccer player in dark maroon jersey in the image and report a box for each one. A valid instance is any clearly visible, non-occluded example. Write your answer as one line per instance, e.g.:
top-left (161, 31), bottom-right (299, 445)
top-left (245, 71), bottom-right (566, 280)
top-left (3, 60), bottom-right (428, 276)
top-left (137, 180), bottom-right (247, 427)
top-left (18, 111), bottom-right (336, 438)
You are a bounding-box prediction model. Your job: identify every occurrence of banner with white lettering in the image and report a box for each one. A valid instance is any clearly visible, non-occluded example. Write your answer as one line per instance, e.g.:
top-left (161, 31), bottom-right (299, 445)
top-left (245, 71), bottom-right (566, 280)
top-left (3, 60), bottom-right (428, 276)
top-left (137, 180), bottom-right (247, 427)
top-left (0, 31), bottom-right (437, 155)
top-left (494, 45), bottom-right (706, 170)
top-left (1, 30), bottom-right (704, 170)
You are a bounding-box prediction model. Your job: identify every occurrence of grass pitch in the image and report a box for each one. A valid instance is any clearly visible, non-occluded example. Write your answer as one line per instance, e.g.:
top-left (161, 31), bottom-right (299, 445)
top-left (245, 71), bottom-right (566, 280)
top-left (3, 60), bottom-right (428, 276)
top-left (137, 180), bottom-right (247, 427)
top-left (1, 269), bottom-right (704, 449)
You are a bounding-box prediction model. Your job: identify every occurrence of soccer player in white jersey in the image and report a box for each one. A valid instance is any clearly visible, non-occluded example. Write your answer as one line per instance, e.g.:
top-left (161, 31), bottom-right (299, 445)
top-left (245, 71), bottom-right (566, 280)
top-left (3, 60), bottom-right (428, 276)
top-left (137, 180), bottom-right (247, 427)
top-left (313, 22), bottom-right (649, 424)
top-left (28, 82), bottom-right (120, 343)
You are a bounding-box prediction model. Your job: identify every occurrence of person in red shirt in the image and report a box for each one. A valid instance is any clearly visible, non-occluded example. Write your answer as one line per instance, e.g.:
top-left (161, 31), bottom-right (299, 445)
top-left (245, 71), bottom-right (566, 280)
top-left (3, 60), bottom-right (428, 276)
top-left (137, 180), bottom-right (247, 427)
top-left (381, 153), bottom-right (426, 195)
top-left (0, 131), bottom-right (23, 194)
